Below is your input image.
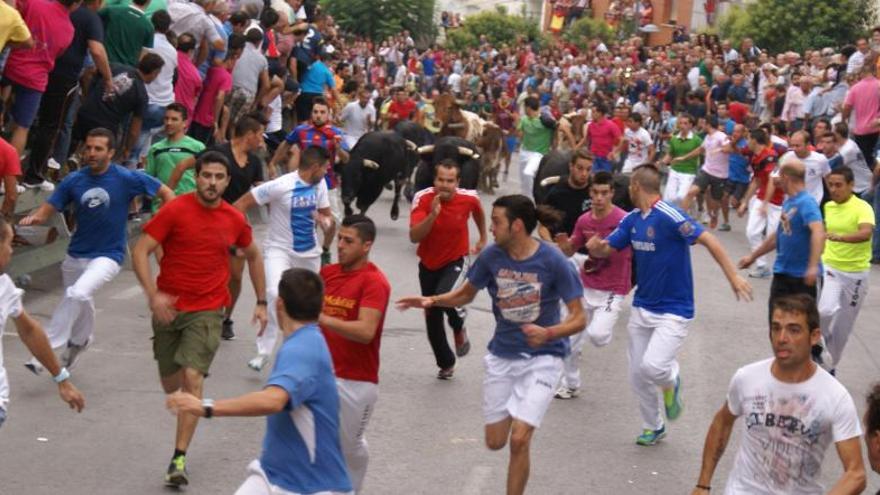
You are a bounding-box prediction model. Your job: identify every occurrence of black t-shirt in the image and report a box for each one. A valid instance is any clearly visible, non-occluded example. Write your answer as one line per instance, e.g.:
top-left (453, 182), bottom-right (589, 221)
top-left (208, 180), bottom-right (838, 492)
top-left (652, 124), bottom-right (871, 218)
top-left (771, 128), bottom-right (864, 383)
top-left (79, 64), bottom-right (148, 129)
top-left (545, 180), bottom-right (591, 236)
top-left (53, 6), bottom-right (104, 80)
top-left (202, 143), bottom-right (264, 203)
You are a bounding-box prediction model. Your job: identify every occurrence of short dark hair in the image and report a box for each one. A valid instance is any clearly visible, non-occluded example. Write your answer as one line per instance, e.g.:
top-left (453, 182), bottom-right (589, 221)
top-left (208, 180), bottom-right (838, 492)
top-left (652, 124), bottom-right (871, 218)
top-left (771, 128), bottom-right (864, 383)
top-left (524, 96), bottom-right (540, 111)
top-left (177, 32), bottom-right (196, 53)
top-left (278, 268), bottom-right (324, 321)
top-left (301, 146), bottom-right (330, 170)
top-left (151, 9), bottom-right (171, 33)
top-left (165, 102), bottom-right (188, 121)
top-left (571, 148), bottom-right (594, 164)
top-left (434, 158), bottom-right (460, 179)
top-left (227, 33), bottom-right (246, 54)
top-left (593, 102), bottom-right (609, 115)
top-left (589, 171), bottom-right (614, 190)
top-left (867, 382), bottom-right (880, 436)
top-left (195, 150), bottom-right (232, 176)
top-left (828, 166), bottom-right (855, 184)
top-left (86, 127), bottom-right (117, 151)
top-left (230, 11), bottom-right (249, 26)
top-left (677, 113), bottom-right (695, 125)
top-left (750, 128), bottom-right (769, 145)
top-left (706, 115), bottom-right (719, 128)
top-left (260, 7), bottom-right (279, 28)
top-left (342, 214), bottom-right (377, 243)
top-left (311, 97), bottom-right (330, 110)
top-left (770, 294), bottom-right (820, 332)
top-left (833, 122), bottom-right (850, 139)
top-left (628, 113), bottom-right (643, 125)
top-left (493, 194), bottom-right (537, 234)
top-left (245, 27), bottom-right (263, 44)
top-left (234, 112), bottom-right (268, 137)
top-left (138, 52), bottom-right (165, 75)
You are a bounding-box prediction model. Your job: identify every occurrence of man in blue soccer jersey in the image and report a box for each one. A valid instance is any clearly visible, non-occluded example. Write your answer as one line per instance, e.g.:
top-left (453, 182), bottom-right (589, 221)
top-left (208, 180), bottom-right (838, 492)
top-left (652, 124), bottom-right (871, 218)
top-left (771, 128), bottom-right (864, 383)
top-left (587, 164), bottom-right (752, 446)
top-left (166, 268), bottom-right (353, 495)
top-left (397, 194), bottom-right (586, 495)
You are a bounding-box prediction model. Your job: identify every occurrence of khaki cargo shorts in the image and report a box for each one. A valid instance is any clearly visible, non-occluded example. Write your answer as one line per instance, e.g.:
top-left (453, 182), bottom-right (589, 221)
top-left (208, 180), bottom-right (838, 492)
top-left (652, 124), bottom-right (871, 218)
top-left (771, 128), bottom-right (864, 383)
top-left (152, 310), bottom-right (223, 377)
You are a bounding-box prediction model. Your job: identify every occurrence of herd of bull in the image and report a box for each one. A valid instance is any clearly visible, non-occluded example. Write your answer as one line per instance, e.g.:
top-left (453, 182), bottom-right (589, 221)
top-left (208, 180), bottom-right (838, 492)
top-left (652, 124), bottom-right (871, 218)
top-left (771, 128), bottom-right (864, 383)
top-left (339, 96), bottom-right (631, 221)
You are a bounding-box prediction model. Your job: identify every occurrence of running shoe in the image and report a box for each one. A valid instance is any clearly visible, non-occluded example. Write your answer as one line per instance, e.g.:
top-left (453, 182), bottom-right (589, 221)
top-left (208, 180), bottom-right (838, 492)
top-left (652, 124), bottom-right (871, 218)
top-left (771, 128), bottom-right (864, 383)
top-left (437, 366), bottom-right (455, 380)
top-left (24, 357), bottom-right (45, 375)
top-left (748, 267), bottom-right (771, 279)
top-left (61, 338), bottom-right (91, 370)
top-left (636, 425), bottom-right (667, 446)
top-left (664, 375), bottom-right (683, 421)
top-left (22, 179), bottom-right (55, 192)
top-left (222, 319), bottom-right (235, 340)
top-left (248, 354), bottom-right (269, 372)
top-left (554, 386), bottom-right (580, 399)
top-left (811, 337), bottom-right (834, 372)
top-left (718, 223), bottom-right (731, 232)
top-left (454, 328), bottom-right (471, 357)
top-left (165, 455), bottom-right (189, 487)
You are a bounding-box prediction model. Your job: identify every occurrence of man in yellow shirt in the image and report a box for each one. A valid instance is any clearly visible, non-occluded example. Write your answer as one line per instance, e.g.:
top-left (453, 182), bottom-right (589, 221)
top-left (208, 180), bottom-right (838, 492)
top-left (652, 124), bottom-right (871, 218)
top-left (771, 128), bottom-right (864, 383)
top-left (0, 1), bottom-right (33, 52)
top-left (818, 166), bottom-right (875, 374)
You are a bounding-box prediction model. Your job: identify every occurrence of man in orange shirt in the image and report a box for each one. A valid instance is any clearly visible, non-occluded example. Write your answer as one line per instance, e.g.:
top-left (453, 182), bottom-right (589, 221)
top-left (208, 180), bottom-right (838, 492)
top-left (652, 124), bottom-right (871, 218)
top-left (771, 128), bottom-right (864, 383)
top-left (409, 160), bottom-right (487, 378)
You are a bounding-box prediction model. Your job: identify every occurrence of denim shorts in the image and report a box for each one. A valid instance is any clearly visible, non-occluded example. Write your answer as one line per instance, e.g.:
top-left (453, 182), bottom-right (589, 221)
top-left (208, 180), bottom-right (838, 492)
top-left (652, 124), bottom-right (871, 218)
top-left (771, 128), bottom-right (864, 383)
top-left (1, 77), bottom-right (44, 127)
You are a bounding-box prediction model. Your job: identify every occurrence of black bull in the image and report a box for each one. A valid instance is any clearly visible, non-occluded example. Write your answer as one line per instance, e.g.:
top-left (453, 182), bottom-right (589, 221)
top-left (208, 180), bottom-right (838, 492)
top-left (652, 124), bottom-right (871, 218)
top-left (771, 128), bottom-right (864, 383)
top-left (532, 150), bottom-right (633, 210)
top-left (412, 136), bottom-right (481, 193)
top-left (341, 131), bottom-right (418, 220)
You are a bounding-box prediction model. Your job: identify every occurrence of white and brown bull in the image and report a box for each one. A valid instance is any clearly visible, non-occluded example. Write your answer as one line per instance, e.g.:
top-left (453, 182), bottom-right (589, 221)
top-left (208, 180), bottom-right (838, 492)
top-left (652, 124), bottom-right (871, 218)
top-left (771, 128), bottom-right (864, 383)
top-left (434, 93), bottom-right (504, 194)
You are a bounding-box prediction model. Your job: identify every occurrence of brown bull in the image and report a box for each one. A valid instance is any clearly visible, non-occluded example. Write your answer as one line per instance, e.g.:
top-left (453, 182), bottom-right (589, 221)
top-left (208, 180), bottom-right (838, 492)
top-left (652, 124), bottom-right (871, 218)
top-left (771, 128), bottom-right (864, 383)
top-left (433, 93), bottom-right (484, 142)
top-left (476, 123), bottom-right (504, 194)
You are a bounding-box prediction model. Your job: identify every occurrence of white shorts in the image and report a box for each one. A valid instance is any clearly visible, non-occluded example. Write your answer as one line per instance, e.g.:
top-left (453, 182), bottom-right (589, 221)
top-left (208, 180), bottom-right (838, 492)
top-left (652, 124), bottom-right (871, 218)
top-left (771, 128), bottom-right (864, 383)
top-left (482, 353), bottom-right (563, 428)
top-left (235, 459), bottom-right (353, 495)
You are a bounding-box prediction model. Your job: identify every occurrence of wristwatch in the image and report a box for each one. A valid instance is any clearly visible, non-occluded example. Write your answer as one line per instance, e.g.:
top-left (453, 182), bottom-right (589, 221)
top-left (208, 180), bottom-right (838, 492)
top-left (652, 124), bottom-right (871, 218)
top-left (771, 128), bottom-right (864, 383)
top-left (52, 367), bottom-right (70, 384)
top-left (202, 398), bottom-right (215, 418)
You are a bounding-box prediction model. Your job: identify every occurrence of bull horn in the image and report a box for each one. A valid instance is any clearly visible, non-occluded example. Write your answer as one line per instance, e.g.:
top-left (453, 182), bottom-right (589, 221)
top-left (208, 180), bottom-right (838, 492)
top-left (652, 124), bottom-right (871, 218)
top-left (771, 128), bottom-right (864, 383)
top-left (404, 139), bottom-right (417, 151)
top-left (418, 145), bottom-right (435, 154)
top-left (446, 122), bottom-right (467, 129)
top-left (363, 159), bottom-right (380, 170)
top-left (540, 176), bottom-right (562, 187)
top-left (457, 146), bottom-right (475, 157)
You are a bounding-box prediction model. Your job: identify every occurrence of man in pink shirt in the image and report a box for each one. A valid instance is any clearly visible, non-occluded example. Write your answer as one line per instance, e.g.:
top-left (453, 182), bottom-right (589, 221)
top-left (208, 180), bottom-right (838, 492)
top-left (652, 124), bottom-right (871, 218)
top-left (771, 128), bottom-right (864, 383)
top-left (174, 33), bottom-right (203, 124)
top-left (580, 102), bottom-right (622, 173)
top-left (842, 60), bottom-right (880, 164)
top-left (679, 116), bottom-right (732, 230)
top-left (190, 34), bottom-right (245, 145)
top-left (0, 0), bottom-right (79, 156)
top-left (554, 171), bottom-right (632, 399)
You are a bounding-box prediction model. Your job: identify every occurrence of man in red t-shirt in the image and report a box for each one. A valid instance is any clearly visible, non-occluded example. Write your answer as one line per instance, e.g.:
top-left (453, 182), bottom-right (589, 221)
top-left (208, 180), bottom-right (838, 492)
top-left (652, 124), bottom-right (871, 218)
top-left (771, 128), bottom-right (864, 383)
top-left (132, 150), bottom-right (268, 487)
top-left (318, 214), bottom-right (390, 493)
top-left (0, 137), bottom-right (22, 218)
top-left (409, 160), bottom-right (487, 378)
top-left (737, 128), bottom-right (784, 278)
top-left (385, 87), bottom-right (418, 130)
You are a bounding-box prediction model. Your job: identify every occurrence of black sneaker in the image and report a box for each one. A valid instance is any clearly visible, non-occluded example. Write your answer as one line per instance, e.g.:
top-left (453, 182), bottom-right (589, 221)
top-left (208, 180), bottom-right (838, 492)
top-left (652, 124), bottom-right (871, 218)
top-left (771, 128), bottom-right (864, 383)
top-left (165, 455), bottom-right (188, 487)
top-left (222, 319), bottom-right (235, 340)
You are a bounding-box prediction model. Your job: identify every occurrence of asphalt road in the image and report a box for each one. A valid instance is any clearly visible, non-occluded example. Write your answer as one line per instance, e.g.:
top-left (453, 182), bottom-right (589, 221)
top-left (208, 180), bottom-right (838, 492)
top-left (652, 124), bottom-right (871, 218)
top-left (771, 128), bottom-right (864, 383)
top-left (1, 173), bottom-right (879, 494)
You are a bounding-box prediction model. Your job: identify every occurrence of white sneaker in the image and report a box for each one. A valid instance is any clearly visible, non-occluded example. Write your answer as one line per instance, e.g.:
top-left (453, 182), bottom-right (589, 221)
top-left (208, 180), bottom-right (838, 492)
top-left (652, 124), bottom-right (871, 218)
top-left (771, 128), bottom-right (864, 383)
top-left (248, 354), bottom-right (269, 372)
top-left (61, 338), bottom-right (91, 369)
top-left (24, 357), bottom-right (45, 375)
top-left (748, 267), bottom-right (771, 279)
top-left (23, 180), bottom-right (55, 192)
top-left (47, 158), bottom-right (62, 170)
top-left (554, 386), bottom-right (580, 399)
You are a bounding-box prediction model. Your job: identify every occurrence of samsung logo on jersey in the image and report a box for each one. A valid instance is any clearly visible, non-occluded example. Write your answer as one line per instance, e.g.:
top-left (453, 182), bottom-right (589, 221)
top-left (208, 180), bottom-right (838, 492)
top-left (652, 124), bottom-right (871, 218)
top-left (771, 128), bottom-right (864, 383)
top-left (632, 240), bottom-right (656, 252)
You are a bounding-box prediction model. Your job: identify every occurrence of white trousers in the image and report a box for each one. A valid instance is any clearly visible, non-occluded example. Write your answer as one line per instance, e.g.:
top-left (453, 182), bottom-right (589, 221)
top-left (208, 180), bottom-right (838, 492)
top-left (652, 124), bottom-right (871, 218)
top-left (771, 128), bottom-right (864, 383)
top-left (561, 287), bottom-right (624, 390)
top-left (818, 267), bottom-right (869, 368)
top-left (336, 378), bottom-right (378, 494)
top-left (519, 150), bottom-right (543, 198)
top-left (663, 169), bottom-right (695, 206)
top-left (45, 255), bottom-right (121, 349)
top-left (328, 188), bottom-right (343, 224)
top-left (745, 197), bottom-right (782, 269)
top-left (235, 459), bottom-right (353, 495)
top-left (627, 307), bottom-right (691, 430)
top-left (256, 249), bottom-right (320, 357)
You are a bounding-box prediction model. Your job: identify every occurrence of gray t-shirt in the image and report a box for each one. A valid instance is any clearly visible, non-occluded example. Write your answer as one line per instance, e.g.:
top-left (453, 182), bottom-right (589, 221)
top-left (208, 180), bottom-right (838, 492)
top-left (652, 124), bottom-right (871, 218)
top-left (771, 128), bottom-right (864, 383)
top-left (232, 43), bottom-right (267, 95)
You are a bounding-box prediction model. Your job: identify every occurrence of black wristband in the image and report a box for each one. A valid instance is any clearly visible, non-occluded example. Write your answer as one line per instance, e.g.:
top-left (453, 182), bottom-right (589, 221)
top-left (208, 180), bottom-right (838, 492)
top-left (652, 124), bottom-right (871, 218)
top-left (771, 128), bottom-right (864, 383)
top-left (696, 485), bottom-right (711, 491)
top-left (256, 300), bottom-right (268, 306)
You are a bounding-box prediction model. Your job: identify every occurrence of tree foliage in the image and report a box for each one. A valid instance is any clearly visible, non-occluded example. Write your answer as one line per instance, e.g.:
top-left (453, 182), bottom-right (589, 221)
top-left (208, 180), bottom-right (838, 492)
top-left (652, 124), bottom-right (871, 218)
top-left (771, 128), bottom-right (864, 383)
top-left (563, 17), bottom-right (614, 50)
top-left (443, 7), bottom-right (543, 50)
top-left (718, 0), bottom-right (877, 53)
top-left (321, 0), bottom-right (436, 45)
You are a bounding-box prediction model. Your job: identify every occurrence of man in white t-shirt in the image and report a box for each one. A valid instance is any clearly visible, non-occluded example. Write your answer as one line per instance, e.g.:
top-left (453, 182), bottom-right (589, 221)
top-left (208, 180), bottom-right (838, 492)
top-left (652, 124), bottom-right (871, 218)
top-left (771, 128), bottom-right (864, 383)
top-left (234, 146), bottom-right (335, 371)
top-left (0, 218), bottom-right (84, 427)
top-left (616, 113), bottom-right (654, 174)
top-left (780, 131), bottom-right (830, 205)
top-left (340, 88), bottom-right (376, 150)
top-left (691, 294), bottom-right (866, 495)
top-left (679, 116), bottom-right (732, 230)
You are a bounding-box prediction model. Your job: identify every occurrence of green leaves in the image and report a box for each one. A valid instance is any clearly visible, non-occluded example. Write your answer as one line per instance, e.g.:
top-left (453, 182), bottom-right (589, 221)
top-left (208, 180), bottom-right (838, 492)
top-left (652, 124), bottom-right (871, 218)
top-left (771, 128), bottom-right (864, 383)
top-left (563, 16), bottom-right (615, 49)
top-left (439, 10), bottom-right (542, 50)
top-left (321, 0), bottom-right (436, 45)
top-left (718, 0), bottom-right (877, 53)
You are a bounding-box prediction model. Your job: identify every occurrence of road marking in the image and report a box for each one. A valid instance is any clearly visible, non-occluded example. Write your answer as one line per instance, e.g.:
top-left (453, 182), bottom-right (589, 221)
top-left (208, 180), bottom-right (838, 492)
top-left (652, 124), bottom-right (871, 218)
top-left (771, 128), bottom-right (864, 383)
top-left (110, 285), bottom-right (143, 300)
top-left (461, 465), bottom-right (492, 495)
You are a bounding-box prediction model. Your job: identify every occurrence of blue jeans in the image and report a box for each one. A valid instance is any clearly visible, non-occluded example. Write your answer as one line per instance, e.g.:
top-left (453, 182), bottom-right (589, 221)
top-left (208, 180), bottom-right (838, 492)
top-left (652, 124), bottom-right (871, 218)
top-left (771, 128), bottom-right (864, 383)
top-left (868, 184), bottom-right (880, 261)
top-left (129, 103), bottom-right (166, 165)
